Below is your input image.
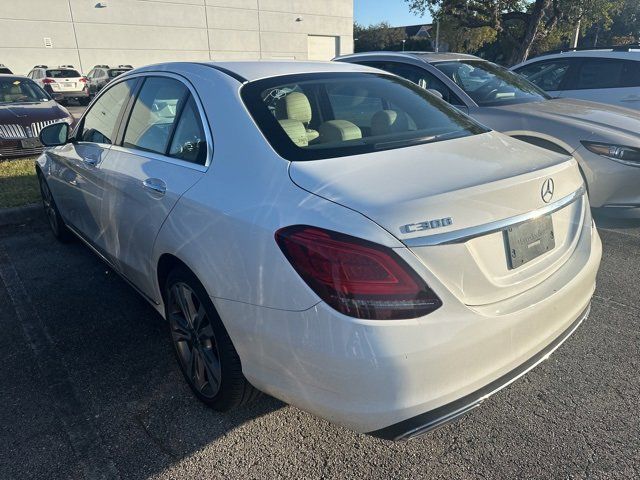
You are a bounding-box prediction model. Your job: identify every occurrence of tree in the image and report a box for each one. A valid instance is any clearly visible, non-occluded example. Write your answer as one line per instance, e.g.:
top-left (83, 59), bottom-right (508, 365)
top-left (404, 0), bottom-right (624, 65)
top-left (353, 22), bottom-right (408, 52)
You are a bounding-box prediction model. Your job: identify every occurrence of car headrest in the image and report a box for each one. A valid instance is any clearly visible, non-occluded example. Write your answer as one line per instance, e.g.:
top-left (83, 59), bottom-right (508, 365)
top-left (278, 119), bottom-right (309, 147)
top-left (318, 120), bottom-right (362, 143)
top-left (276, 92), bottom-right (312, 124)
top-left (371, 110), bottom-right (411, 137)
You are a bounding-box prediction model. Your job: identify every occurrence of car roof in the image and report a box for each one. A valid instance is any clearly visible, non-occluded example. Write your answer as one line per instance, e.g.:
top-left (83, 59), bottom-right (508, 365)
top-left (134, 60), bottom-right (383, 83)
top-left (524, 49), bottom-right (640, 63)
top-left (0, 74), bottom-right (30, 81)
top-left (336, 51), bottom-right (482, 64)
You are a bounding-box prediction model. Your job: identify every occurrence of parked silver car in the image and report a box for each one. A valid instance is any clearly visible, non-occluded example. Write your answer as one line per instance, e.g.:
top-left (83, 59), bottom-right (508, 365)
top-left (336, 52), bottom-right (640, 218)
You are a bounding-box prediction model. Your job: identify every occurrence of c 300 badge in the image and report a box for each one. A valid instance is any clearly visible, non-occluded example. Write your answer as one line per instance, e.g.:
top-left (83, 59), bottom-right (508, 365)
top-left (400, 217), bottom-right (453, 234)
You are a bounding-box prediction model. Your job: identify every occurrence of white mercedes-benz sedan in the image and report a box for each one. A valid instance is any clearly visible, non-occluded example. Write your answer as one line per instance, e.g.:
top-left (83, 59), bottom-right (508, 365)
top-left (36, 61), bottom-right (601, 440)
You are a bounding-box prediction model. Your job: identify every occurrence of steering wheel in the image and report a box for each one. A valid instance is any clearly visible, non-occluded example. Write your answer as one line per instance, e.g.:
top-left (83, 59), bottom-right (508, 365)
top-left (473, 79), bottom-right (502, 101)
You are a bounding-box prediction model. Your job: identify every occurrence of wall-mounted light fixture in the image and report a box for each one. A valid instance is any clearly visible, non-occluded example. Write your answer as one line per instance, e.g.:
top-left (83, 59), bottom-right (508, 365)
top-left (295, 17), bottom-right (303, 22)
top-left (95, 2), bottom-right (107, 8)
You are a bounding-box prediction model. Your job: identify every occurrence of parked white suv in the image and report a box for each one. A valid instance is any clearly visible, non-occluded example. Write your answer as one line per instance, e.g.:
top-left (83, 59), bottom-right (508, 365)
top-left (27, 65), bottom-right (90, 105)
top-left (511, 45), bottom-right (640, 110)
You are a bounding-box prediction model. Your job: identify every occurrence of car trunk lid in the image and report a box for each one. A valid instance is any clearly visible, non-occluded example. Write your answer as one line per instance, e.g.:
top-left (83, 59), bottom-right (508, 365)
top-left (289, 132), bottom-right (586, 306)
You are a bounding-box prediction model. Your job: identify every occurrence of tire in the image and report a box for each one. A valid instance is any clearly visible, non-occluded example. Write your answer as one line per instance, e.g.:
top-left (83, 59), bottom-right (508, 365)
top-left (38, 173), bottom-right (74, 243)
top-left (165, 266), bottom-right (260, 410)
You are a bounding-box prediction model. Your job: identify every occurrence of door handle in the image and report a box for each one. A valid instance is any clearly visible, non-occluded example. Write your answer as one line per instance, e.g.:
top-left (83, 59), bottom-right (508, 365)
top-left (142, 178), bottom-right (167, 196)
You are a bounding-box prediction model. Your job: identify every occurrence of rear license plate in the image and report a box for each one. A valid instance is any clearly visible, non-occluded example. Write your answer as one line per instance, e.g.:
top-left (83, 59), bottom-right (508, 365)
top-left (504, 215), bottom-right (555, 269)
top-left (63, 82), bottom-right (73, 88)
top-left (21, 138), bottom-right (42, 149)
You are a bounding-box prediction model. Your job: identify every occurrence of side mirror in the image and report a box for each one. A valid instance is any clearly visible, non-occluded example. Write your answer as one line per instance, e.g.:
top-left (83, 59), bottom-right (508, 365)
top-left (40, 122), bottom-right (70, 147)
top-left (427, 88), bottom-right (444, 99)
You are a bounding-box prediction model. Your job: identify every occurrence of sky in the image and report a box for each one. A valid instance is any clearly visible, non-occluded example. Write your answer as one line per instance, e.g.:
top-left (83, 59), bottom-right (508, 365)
top-left (354, 0), bottom-right (432, 27)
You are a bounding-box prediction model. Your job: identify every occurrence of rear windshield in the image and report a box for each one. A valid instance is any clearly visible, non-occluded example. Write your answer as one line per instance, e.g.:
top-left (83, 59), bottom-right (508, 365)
top-left (46, 69), bottom-right (81, 78)
top-left (0, 78), bottom-right (50, 104)
top-left (108, 69), bottom-right (129, 78)
top-left (0, 68), bottom-right (11, 74)
top-left (241, 72), bottom-right (488, 161)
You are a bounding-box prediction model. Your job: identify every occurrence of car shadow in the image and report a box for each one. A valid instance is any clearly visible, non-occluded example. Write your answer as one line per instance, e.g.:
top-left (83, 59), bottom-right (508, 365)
top-left (0, 215), bottom-right (286, 479)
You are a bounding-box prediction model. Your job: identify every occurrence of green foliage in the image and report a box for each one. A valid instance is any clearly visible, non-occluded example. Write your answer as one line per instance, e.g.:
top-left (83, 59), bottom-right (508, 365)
top-left (0, 158), bottom-right (39, 208)
top-left (354, 22), bottom-right (409, 52)
top-left (403, 0), bottom-right (630, 64)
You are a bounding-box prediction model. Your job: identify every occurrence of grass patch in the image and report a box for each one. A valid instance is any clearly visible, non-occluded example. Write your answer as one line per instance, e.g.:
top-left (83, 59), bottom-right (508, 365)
top-left (0, 157), bottom-right (40, 208)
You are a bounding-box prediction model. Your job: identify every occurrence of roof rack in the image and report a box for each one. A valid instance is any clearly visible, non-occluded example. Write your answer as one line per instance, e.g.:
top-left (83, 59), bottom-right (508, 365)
top-left (537, 43), bottom-right (640, 57)
top-left (59, 64), bottom-right (75, 68)
top-left (34, 65), bottom-right (48, 69)
top-left (612, 43), bottom-right (640, 51)
top-left (93, 64), bottom-right (110, 68)
top-left (117, 64), bottom-right (133, 68)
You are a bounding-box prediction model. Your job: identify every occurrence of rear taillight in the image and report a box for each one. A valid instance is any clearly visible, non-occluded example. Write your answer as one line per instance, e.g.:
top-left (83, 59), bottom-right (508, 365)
top-left (42, 78), bottom-right (56, 84)
top-left (275, 226), bottom-right (442, 320)
top-left (79, 77), bottom-right (87, 83)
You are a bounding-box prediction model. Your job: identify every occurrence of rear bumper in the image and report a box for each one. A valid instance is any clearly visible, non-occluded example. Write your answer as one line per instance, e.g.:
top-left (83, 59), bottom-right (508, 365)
top-left (370, 303), bottom-right (590, 440)
top-left (213, 217), bottom-right (601, 435)
top-left (50, 90), bottom-right (89, 100)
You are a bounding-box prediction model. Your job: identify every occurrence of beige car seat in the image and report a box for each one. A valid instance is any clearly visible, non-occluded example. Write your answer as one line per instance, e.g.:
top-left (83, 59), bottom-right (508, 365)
top-left (318, 120), bottom-right (362, 143)
top-left (276, 92), bottom-right (319, 143)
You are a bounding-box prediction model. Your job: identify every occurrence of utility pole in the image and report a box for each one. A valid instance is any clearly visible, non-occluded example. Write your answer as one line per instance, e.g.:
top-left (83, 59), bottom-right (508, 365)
top-left (572, 18), bottom-right (581, 48)
top-left (435, 18), bottom-right (440, 52)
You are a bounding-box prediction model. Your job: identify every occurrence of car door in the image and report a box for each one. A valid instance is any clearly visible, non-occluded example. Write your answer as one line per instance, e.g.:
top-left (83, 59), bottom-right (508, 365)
top-left (512, 58), bottom-right (573, 98)
top-left (46, 78), bottom-right (137, 239)
top-left (97, 74), bottom-right (209, 298)
top-left (557, 57), bottom-right (640, 108)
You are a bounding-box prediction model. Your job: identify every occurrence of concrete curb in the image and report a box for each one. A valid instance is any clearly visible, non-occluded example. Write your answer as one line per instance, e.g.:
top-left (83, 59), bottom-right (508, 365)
top-left (0, 204), bottom-right (43, 227)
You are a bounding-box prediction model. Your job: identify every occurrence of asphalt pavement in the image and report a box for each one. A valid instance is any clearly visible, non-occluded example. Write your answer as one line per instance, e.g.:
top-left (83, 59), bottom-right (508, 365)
top-left (0, 212), bottom-right (638, 480)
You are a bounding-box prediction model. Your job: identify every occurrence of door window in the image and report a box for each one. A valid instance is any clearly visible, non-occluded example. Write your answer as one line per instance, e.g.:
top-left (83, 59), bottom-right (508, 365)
top-left (123, 77), bottom-right (188, 155)
top-left (363, 61), bottom-right (465, 106)
top-left (80, 79), bottom-right (136, 144)
top-left (515, 60), bottom-right (571, 91)
top-left (168, 96), bottom-right (208, 165)
top-left (570, 58), bottom-right (633, 89)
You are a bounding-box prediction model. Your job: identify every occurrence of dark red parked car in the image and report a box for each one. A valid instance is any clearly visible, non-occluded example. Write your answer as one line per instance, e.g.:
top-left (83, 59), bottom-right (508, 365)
top-left (0, 75), bottom-right (74, 158)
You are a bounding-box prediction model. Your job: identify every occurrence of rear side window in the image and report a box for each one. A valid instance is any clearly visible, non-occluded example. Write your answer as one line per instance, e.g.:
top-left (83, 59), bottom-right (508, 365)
top-left (568, 58), bottom-right (640, 89)
top-left (123, 77), bottom-right (187, 155)
top-left (122, 76), bottom-right (208, 165)
top-left (515, 60), bottom-right (571, 91)
top-left (46, 69), bottom-right (81, 78)
top-left (81, 79), bottom-right (136, 144)
top-left (241, 72), bottom-right (488, 161)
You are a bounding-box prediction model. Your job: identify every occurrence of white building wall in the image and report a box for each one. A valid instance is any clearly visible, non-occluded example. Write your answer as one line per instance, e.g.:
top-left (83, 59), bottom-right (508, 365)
top-left (0, 0), bottom-right (354, 74)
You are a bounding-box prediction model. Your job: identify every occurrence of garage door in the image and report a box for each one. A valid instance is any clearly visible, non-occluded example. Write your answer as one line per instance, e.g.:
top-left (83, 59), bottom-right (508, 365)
top-left (307, 35), bottom-right (338, 61)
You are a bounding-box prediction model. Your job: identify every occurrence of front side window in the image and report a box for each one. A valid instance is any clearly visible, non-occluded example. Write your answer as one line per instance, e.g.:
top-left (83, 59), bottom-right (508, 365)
top-left (81, 79), bottom-right (136, 144)
top-left (0, 78), bottom-right (50, 104)
top-left (123, 77), bottom-right (188, 155)
top-left (435, 60), bottom-right (549, 106)
top-left (515, 60), bottom-right (571, 91)
top-left (241, 72), bottom-right (488, 161)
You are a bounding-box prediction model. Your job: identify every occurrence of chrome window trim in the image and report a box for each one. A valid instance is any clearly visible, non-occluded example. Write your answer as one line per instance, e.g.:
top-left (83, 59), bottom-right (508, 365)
top-left (403, 185), bottom-right (586, 247)
top-left (108, 144), bottom-right (208, 172)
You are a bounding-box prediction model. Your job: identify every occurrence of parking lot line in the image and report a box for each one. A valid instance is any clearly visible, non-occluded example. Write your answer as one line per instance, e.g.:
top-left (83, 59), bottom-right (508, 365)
top-left (0, 244), bottom-right (120, 480)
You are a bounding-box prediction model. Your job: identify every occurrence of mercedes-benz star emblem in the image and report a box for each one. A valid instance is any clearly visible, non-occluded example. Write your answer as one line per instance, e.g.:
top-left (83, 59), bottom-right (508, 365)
top-left (541, 178), bottom-right (555, 203)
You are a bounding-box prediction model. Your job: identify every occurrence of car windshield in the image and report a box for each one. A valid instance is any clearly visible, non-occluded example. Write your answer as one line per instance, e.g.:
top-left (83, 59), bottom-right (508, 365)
top-left (108, 69), bottom-right (128, 78)
top-left (434, 60), bottom-right (550, 106)
top-left (0, 78), bottom-right (50, 104)
top-left (46, 69), bottom-right (81, 78)
top-left (241, 72), bottom-right (488, 161)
